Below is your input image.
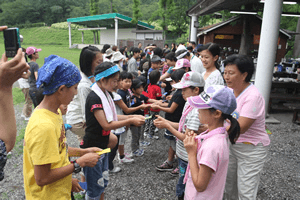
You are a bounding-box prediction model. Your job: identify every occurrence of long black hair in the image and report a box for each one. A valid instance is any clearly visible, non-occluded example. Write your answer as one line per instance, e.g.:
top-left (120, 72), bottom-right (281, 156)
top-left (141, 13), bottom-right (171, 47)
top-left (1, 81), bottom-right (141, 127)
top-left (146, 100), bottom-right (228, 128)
top-left (203, 43), bottom-right (221, 69)
top-left (79, 45), bottom-right (101, 77)
top-left (209, 108), bottom-right (240, 144)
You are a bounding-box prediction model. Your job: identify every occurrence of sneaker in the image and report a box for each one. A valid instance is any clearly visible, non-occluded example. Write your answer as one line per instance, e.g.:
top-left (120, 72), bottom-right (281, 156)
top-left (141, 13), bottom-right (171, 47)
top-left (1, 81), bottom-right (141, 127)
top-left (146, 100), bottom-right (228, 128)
top-left (110, 166), bottom-right (121, 173)
top-left (133, 149), bottom-right (144, 157)
top-left (155, 127), bottom-right (159, 133)
top-left (140, 141), bottom-right (151, 147)
top-left (147, 134), bottom-right (159, 140)
top-left (156, 161), bottom-right (173, 172)
top-left (120, 156), bottom-right (134, 163)
top-left (125, 152), bottom-right (133, 158)
top-left (170, 167), bottom-right (179, 177)
top-left (24, 116), bottom-right (30, 121)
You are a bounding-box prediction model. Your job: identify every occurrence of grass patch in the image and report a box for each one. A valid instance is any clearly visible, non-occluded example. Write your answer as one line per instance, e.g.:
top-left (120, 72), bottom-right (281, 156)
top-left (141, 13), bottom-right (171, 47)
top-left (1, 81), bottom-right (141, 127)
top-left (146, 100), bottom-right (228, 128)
top-left (12, 88), bottom-right (25, 105)
top-left (13, 128), bottom-right (26, 156)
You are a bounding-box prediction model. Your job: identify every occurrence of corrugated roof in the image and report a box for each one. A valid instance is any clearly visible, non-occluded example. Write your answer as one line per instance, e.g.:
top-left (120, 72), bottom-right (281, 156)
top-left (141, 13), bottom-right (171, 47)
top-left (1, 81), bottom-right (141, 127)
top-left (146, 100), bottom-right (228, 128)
top-left (67, 13), bottom-right (154, 30)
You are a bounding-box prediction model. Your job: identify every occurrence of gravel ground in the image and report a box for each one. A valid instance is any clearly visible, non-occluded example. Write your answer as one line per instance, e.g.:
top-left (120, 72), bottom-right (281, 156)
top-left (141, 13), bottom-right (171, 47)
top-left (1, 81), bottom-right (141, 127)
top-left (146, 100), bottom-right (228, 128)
top-left (1, 102), bottom-right (300, 199)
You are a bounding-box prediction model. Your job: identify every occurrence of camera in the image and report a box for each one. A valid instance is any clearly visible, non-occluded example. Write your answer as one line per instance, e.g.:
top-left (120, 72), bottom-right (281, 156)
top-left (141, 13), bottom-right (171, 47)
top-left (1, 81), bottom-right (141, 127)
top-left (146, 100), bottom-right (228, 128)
top-left (3, 28), bottom-right (21, 58)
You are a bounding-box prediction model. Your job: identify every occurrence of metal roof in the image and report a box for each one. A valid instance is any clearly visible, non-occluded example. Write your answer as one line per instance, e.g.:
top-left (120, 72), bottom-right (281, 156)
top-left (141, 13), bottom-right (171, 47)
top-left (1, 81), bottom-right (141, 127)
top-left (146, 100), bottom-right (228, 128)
top-left (197, 15), bottom-right (292, 39)
top-left (187, 0), bottom-right (259, 16)
top-left (67, 13), bottom-right (154, 30)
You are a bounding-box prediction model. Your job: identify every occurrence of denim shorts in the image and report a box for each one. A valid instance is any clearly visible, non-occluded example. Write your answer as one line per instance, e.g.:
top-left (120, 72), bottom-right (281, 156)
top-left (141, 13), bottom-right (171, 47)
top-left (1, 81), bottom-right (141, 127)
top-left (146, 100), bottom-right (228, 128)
top-left (176, 158), bottom-right (188, 197)
top-left (0, 139), bottom-right (7, 181)
top-left (164, 129), bottom-right (176, 141)
top-left (83, 154), bottom-right (109, 199)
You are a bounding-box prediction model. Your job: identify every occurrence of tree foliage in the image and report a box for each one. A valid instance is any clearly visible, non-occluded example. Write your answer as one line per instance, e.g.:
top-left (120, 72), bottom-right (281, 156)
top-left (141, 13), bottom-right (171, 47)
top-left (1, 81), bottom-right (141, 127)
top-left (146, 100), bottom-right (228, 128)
top-left (131, 0), bottom-right (142, 25)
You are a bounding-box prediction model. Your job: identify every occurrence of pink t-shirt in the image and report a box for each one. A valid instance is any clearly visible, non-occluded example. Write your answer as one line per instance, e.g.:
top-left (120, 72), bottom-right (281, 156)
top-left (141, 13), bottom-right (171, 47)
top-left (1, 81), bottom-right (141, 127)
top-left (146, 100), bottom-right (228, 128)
top-left (233, 84), bottom-right (270, 146)
top-left (185, 129), bottom-right (229, 200)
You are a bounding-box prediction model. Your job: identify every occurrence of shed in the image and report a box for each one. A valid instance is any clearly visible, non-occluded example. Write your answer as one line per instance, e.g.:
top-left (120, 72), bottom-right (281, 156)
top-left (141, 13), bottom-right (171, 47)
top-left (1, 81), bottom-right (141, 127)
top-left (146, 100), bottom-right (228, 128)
top-left (66, 13), bottom-right (154, 49)
top-left (197, 15), bottom-right (292, 63)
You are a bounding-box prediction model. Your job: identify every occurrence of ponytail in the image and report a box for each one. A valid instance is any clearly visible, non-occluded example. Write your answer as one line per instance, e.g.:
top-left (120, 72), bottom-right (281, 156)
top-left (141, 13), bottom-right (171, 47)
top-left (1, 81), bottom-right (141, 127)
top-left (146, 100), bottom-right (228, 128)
top-left (223, 114), bottom-right (240, 144)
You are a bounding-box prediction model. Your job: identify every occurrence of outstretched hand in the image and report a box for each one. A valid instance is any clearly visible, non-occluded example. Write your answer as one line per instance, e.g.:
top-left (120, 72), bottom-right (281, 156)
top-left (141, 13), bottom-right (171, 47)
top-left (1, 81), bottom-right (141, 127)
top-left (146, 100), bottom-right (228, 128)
top-left (153, 115), bottom-right (168, 129)
top-left (131, 115), bottom-right (145, 126)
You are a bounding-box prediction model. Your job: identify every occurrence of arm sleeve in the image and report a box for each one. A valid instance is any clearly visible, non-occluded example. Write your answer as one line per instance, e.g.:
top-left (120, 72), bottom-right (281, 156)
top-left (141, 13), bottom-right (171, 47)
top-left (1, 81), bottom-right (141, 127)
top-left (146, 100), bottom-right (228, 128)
top-left (172, 92), bottom-right (185, 105)
top-left (33, 63), bottom-right (39, 72)
top-left (186, 108), bottom-right (201, 131)
top-left (78, 86), bottom-right (91, 120)
top-left (239, 94), bottom-right (265, 119)
top-left (27, 124), bottom-right (61, 165)
top-left (87, 94), bottom-right (104, 113)
top-left (198, 141), bottom-right (220, 172)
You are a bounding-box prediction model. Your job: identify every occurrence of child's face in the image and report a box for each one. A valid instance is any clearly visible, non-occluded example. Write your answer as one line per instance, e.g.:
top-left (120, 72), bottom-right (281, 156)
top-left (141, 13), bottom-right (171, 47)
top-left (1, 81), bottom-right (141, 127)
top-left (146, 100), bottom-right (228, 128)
top-left (151, 61), bottom-right (161, 69)
top-left (198, 109), bottom-right (213, 124)
top-left (102, 74), bottom-right (120, 92)
top-left (133, 85), bottom-right (144, 95)
top-left (113, 79), bottom-right (121, 91)
top-left (182, 87), bottom-right (198, 101)
top-left (59, 104), bottom-right (68, 115)
top-left (62, 83), bottom-right (78, 105)
top-left (120, 78), bottom-right (132, 90)
top-left (166, 59), bottom-right (175, 67)
top-left (91, 52), bottom-right (103, 74)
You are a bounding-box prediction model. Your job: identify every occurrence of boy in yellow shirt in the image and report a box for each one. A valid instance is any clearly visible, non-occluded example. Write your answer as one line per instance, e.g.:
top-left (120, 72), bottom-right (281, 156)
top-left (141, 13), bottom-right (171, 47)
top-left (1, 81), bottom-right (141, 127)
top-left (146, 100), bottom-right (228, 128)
top-left (23, 55), bottom-right (101, 199)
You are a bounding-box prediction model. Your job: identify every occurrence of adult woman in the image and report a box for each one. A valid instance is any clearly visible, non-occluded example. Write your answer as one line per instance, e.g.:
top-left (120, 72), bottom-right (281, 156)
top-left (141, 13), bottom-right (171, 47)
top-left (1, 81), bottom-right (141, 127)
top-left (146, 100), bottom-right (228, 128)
top-left (26, 46), bottom-right (42, 107)
top-left (200, 43), bottom-right (224, 90)
top-left (112, 51), bottom-right (124, 72)
top-left (171, 43), bottom-right (177, 52)
top-left (66, 45), bottom-right (103, 143)
top-left (223, 54), bottom-right (270, 199)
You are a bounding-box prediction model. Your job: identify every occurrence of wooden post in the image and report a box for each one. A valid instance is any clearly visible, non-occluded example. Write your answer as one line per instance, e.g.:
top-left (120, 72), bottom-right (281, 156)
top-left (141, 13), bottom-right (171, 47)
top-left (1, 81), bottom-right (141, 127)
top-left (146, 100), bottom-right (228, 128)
top-left (93, 31), bottom-right (96, 44)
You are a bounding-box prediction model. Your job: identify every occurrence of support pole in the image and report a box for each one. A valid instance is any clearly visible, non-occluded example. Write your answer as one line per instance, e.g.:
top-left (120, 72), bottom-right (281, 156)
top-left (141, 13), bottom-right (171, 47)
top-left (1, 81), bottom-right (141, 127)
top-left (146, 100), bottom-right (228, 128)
top-left (190, 15), bottom-right (198, 43)
top-left (93, 31), bottom-right (96, 44)
top-left (81, 31), bottom-right (84, 44)
top-left (68, 22), bottom-right (72, 48)
top-left (115, 18), bottom-right (118, 46)
top-left (254, 0), bottom-right (283, 115)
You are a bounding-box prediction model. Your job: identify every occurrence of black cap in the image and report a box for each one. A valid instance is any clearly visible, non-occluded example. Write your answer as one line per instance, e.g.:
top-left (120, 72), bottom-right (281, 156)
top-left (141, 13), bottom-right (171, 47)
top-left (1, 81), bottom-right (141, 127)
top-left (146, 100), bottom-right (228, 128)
top-left (131, 79), bottom-right (143, 90)
top-left (151, 55), bottom-right (161, 62)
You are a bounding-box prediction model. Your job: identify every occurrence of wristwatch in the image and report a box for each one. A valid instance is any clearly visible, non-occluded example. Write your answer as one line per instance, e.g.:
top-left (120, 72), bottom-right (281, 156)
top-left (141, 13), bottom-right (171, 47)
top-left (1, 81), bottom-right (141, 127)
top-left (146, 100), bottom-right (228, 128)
top-left (71, 160), bottom-right (81, 173)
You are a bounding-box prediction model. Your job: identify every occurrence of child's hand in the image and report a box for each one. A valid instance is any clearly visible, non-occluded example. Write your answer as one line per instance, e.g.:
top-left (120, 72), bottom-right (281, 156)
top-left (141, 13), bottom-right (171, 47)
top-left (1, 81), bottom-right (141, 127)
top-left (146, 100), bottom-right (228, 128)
top-left (151, 104), bottom-right (159, 110)
top-left (71, 178), bottom-right (84, 193)
top-left (161, 82), bottom-right (166, 88)
top-left (84, 147), bottom-right (102, 155)
top-left (131, 115), bottom-right (145, 126)
top-left (166, 95), bottom-right (172, 101)
top-left (77, 153), bottom-right (100, 167)
top-left (183, 133), bottom-right (197, 155)
top-left (0, 48), bottom-right (30, 90)
top-left (153, 115), bottom-right (168, 129)
top-left (141, 104), bottom-right (150, 110)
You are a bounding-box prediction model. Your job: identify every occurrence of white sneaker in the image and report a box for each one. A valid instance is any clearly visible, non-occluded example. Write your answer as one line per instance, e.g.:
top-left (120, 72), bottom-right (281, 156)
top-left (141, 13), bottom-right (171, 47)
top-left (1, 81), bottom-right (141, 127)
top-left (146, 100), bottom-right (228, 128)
top-left (21, 114), bottom-right (25, 119)
top-left (125, 152), bottom-right (133, 158)
top-left (110, 166), bottom-right (121, 173)
top-left (120, 156), bottom-right (134, 163)
top-left (24, 116), bottom-right (30, 121)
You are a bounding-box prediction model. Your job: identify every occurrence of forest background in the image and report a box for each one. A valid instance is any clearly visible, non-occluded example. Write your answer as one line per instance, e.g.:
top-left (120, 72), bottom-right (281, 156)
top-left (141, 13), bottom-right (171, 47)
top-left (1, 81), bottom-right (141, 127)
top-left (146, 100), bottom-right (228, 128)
top-left (0, 0), bottom-right (299, 56)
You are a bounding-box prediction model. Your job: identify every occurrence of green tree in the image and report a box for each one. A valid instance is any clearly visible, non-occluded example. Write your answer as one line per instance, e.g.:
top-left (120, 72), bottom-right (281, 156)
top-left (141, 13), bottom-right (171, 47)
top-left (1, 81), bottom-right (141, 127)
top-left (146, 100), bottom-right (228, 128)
top-left (90, 0), bottom-right (99, 15)
top-left (131, 0), bottom-right (142, 25)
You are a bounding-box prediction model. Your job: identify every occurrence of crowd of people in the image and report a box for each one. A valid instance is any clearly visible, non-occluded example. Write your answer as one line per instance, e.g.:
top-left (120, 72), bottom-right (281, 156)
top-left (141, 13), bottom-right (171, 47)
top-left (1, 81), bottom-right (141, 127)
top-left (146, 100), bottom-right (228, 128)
top-left (0, 25), bottom-right (270, 200)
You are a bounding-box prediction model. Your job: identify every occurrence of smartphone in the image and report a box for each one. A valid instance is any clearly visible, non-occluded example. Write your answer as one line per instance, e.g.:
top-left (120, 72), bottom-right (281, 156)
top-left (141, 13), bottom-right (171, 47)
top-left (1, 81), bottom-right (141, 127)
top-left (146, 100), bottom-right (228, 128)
top-left (161, 58), bottom-right (166, 62)
top-left (3, 28), bottom-right (21, 58)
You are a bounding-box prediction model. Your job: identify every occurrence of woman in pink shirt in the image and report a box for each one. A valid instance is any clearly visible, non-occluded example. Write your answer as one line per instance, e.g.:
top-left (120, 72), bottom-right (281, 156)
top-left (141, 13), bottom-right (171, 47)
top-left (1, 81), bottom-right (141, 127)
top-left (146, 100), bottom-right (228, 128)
top-left (223, 54), bottom-right (270, 199)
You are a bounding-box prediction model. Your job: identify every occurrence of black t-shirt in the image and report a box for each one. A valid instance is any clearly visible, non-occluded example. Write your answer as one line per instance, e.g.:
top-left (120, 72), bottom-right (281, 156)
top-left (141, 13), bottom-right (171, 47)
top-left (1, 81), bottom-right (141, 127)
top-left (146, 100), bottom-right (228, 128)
top-left (117, 89), bottom-right (131, 114)
top-left (28, 62), bottom-right (39, 88)
top-left (165, 89), bottom-right (186, 122)
top-left (81, 91), bottom-right (109, 149)
top-left (131, 94), bottom-right (149, 115)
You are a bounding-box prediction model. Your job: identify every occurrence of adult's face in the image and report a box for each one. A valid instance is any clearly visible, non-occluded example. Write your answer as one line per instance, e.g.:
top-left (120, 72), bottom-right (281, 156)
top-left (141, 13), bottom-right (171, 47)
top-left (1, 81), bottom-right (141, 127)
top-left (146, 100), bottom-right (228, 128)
top-left (200, 50), bottom-right (218, 70)
top-left (223, 64), bottom-right (248, 90)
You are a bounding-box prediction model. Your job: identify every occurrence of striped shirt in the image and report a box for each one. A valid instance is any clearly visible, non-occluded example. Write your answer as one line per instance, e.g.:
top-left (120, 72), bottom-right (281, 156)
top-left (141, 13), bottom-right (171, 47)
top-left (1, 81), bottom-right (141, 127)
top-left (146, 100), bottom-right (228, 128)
top-left (176, 102), bottom-right (201, 162)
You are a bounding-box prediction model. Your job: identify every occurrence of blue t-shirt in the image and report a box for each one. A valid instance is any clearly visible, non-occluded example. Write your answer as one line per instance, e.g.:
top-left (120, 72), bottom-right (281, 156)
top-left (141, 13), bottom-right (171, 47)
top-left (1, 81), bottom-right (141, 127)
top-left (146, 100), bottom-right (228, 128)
top-left (147, 68), bottom-right (154, 84)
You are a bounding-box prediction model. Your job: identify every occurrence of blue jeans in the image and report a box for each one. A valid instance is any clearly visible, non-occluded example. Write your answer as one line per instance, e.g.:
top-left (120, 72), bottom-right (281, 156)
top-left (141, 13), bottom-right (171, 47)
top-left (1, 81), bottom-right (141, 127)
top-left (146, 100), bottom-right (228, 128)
top-left (176, 158), bottom-right (188, 197)
top-left (83, 154), bottom-right (109, 199)
top-left (0, 139), bottom-right (7, 181)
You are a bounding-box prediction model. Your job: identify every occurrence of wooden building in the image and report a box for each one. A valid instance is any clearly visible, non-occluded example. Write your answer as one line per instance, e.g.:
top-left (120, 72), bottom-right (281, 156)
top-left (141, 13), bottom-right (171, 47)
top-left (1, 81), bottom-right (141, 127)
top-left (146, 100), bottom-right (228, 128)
top-left (197, 15), bottom-right (292, 63)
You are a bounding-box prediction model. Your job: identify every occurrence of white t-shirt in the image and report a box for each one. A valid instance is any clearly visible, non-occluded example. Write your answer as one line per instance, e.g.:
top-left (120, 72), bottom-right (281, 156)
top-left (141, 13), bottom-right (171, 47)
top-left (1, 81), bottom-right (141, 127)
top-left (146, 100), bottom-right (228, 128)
top-left (202, 70), bottom-right (224, 90)
top-left (18, 78), bottom-right (30, 89)
top-left (111, 92), bottom-right (125, 135)
top-left (66, 72), bottom-right (92, 125)
top-left (190, 55), bottom-right (205, 74)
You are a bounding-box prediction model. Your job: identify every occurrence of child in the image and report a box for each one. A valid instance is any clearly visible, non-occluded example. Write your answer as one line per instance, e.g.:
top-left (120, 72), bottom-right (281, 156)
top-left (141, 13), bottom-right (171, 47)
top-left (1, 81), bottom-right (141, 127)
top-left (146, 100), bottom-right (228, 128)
top-left (154, 71), bottom-right (206, 200)
top-left (130, 78), bottom-right (157, 156)
top-left (147, 55), bottom-right (162, 84)
top-left (23, 55), bottom-right (101, 199)
top-left (183, 85), bottom-right (240, 200)
top-left (116, 71), bottom-right (148, 162)
top-left (81, 62), bottom-right (145, 200)
top-left (146, 70), bottom-right (162, 139)
top-left (0, 45), bottom-right (30, 181)
top-left (152, 69), bottom-right (186, 172)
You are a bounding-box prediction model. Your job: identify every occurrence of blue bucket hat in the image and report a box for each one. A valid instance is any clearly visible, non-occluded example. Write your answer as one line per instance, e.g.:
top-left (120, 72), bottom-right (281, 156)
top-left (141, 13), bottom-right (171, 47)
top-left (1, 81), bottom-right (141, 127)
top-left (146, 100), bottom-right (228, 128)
top-left (36, 55), bottom-right (81, 95)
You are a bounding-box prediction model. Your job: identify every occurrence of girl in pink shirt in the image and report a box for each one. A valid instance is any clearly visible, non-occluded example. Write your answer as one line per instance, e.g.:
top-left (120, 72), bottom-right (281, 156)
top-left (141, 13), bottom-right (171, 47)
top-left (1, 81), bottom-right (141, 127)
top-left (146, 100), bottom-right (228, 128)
top-left (183, 85), bottom-right (240, 200)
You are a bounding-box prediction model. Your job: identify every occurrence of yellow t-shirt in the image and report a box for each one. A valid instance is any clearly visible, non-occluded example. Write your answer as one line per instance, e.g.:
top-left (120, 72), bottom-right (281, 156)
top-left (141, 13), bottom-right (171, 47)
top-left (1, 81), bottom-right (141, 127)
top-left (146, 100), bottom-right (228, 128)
top-left (23, 109), bottom-right (71, 200)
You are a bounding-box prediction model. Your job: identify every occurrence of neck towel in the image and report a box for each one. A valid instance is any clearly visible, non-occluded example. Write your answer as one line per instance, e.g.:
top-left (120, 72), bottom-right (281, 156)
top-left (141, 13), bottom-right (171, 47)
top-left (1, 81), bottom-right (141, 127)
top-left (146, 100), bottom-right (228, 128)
top-left (178, 104), bottom-right (194, 133)
top-left (91, 83), bottom-right (118, 123)
top-left (183, 127), bottom-right (227, 184)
